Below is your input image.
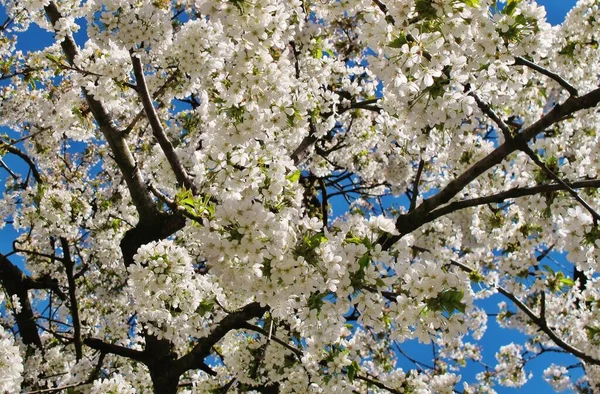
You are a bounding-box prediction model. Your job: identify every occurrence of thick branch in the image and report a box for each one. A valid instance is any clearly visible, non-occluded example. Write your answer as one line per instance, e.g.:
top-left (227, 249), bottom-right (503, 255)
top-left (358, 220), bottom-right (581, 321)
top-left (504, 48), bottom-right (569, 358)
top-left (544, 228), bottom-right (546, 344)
top-left (291, 120), bottom-right (318, 166)
top-left (520, 87), bottom-right (600, 142)
top-left (426, 179), bottom-right (600, 223)
top-left (0, 142), bottom-right (43, 183)
top-left (60, 237), bottom-right (82, 361)
top-left (382, 87), bottom-right (600, 249)
top-left (45, 2), bottom-right (158, 221)
top-left (119, 212), bottom-right (186, 267)
top-left (172, 302), bottom-right (268, 376)
top-left (83, 338), bottom-right (146, 362)
top-left (0, 253), bottom-right (42, 348)
top-left (130, 54), bottom-right (196, 192)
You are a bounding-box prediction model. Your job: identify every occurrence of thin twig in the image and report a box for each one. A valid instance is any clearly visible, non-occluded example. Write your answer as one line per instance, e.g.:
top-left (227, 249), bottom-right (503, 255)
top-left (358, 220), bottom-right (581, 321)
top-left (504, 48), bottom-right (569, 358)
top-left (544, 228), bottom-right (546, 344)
top-left (514, 57), bottom-right (578, 97)
top-left (521, 144), bottom-right (600, 224)
top-left (450, 259), bottom-right (600, 366)
top-left (356, 374), bottom-right (402, 394)
top-left (241, 322), bottom-right (304, 359)
top-left (0, 158), bottom-right (19, 181)
top-left (3, 127), bottom-right (50, 147)
top-left (123, 72), bottom-right (178, 135)
top-left (24, 383), bottom-right (87, 394)
top-left (468, 88), bottom-right (513, 140)
top-left (0, 142), bottom-right (43, 183)
top-left (147, 182), bottom-right (203, 223)
top-left (410, 159), bottom-right (425, 211)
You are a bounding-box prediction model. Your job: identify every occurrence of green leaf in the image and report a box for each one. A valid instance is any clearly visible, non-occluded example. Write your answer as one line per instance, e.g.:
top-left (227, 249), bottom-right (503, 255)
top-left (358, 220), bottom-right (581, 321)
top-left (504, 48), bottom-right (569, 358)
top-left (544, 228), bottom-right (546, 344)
top-left (503, 0), bottom-right (520, 16)
top-left (323, 49), bottom-right (334, 58)
top-left (585, 325), bottom-right (600, 344)
top-left (388, 33), bottom-right (408, 48)
top-left (559, 277), bottom-right (575, 287)
top-left (358, 253), bottom-right (370, 270)
top-left (426, 289), bottom-right (466, 315)
top-left (307, 232), bottom-right (327, 248)
top-left (347, 361), bottom-right (360, 382)
top-left (45, 54), bottom-right (62, 65)
top-left (461, 0), bottom-right (480, 7)
top-left (468, 271), bottom-right (484, 283)
top-left (198, 299), bottom-right (215, 316)
top-left (542, 264), bottom-right (555, 274)
top-left (229, 0), bottom-right (245, 14)
top-left (175, 188), bottom-right (196, 211)
top-left (308, 292), bottom-right (326, 312)
top-left (286, 169), bottom-right (302, 183)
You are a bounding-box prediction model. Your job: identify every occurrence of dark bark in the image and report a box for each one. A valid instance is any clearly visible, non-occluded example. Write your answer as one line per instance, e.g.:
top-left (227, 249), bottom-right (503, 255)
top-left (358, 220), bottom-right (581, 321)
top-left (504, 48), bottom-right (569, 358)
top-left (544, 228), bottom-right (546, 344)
top-left (45, 2), bottom-right (159, 220)
top-left (60, 237), bottom-right (82, 360)
top-left (131, 54), bottom-right (196, 193)
top-left (172, 302), bottom-right (268, 376)
top-left (380, 87), bottom-right (600, 250)
top-left (119, 212), bottom-right (186, 267)
top-left (0, 253), bottom-right (42, 348)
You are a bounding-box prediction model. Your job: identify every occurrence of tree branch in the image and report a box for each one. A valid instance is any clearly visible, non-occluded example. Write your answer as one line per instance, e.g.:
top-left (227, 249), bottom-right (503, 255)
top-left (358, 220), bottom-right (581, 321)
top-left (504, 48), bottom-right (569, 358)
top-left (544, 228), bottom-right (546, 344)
top-left (60, 237), bottom-right (82, 361)
top-left (0, 142), bottom-right (43, 183)
top-left (372, 0), bottom-right (395, 24)
top-left (130, 53), bottom-right (196, 192)
top-left (356, 374), bottom-right (402, 394)
top-left (291, 120), bottom-right (318, 166)
top-left (241, 322), bottom-right (304, 359)
top-left (147, 182), bottom-right (203, 223)
top-left (173, 302), bottom-right (268, 376)
top-left (0, 157), bottom-right (19, 181)
top-left (520, 145), bottom-right (600, 223)
top-left (467, 88), bottom-right (512, 140)
top-left (409, 160), bottom-right (425, 212)
top-left (449, 259), bottom-right (600, 366)
top-left (123, 72), bottom-right (178, 134)
top-left (426, 179), bottom-right (600, 224)
top-left (318, 177), bottom-right (328, 228)
top-left (514, 56), bottom-right (578, 97)
top-left (45, 2), bottom-right (158, 221)
top-left (83, 338), bottom-right (147, 362)
top-left (381, 86), bottom-right (600, 250)
top-left (0, 253), bottom-right (42, 348)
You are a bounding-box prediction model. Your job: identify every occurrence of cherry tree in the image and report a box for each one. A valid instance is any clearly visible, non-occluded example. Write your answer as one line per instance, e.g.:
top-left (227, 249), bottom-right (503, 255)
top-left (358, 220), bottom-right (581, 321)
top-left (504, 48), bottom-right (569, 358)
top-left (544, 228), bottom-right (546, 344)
top-left (1, 0), bottom-right (600, 392)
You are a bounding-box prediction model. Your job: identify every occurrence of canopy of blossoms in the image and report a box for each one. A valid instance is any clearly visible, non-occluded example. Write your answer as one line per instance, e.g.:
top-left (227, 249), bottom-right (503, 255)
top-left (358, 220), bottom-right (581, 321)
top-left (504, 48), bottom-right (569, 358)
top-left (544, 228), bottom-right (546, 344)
top-left (0, 0), bottom-right (600, 393)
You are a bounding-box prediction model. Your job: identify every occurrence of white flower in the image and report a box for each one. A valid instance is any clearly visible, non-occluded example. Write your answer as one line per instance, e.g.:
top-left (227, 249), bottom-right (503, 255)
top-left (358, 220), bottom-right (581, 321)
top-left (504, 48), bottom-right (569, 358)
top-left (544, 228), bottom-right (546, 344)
top-left (0, 326), bottom-right (23, 394)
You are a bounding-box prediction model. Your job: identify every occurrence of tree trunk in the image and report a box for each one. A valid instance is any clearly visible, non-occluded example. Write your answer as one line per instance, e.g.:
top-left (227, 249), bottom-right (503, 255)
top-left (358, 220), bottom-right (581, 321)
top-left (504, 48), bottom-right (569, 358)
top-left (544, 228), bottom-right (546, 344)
top-left (150, 368), bottom-right (180, 394)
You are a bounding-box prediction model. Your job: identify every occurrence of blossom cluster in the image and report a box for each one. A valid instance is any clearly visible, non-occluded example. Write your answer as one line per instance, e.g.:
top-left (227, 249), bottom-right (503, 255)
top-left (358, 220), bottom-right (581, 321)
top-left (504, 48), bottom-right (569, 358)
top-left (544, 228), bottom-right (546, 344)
top-left (0, 0), bottom-right (599, 393)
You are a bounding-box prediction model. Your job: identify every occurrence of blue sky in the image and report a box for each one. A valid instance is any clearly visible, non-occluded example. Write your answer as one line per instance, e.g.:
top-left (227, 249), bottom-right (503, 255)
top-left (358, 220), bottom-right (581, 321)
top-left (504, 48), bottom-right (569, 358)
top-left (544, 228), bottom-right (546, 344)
top-left (0, 0), bottom-right (582, 392)
top-left (536, 0), bottom-right (578, 25)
